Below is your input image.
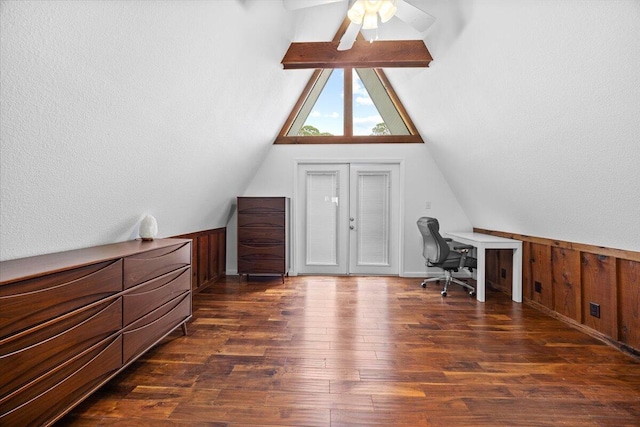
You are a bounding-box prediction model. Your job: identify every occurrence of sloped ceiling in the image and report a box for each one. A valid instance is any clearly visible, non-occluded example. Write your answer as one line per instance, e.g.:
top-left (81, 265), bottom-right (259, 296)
top-left (2, 0), bottom-right (639, 261)
top-left (393, 0), bottom-right (640, 251)
top-left (1, 1), bottom-right (301, 259)
top-left (300, 0), bottom-right (638, 252)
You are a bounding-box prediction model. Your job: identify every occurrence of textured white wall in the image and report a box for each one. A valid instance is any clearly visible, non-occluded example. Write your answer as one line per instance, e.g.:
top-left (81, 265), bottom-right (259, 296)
top-left (0, 1), bottom-right (300, 260)
top-left (3, 0), bottom-right (638, 264)
top-left (234, 144), bottom-right (471, 276)
top-left (399, 0), bottom-right (640, 251)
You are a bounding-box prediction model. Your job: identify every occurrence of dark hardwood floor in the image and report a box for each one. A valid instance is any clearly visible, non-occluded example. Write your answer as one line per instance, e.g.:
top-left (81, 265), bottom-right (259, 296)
top-left (59, 276), bottom-right (640, 426)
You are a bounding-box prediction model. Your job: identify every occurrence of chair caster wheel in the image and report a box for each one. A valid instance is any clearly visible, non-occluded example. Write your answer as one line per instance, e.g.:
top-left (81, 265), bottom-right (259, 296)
top-left (421, 283), bottom-right (427, 288)
top-left (441, 291), bottom-right (447, 297)
top-left (469, 291), bottom-right (476, 297)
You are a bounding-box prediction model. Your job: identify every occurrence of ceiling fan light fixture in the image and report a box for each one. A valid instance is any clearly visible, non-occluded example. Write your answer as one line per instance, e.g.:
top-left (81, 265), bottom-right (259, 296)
top-left (378, 1), bottom-right (397, 23)
top-left (362, 11), bottom-right (378, 29)
top-left (347, 1), bottom-right (366, 25)
top-left (348, 0), bottom-right (397, 29)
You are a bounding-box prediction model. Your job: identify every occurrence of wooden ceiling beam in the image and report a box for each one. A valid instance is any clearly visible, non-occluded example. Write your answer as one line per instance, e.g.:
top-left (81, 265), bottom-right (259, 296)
top-left (281, 40), bottom-right (433, 69)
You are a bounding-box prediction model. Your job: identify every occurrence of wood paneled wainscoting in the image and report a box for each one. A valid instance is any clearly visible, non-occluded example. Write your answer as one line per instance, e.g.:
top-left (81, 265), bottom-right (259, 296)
top-left (476, 228), bottom-right (640, 355)
top-left (174, 227), bottom-right (226, 294)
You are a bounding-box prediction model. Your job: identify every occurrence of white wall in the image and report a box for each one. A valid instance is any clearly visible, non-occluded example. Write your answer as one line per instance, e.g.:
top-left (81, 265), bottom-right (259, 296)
top-left (3, 0), bottom-right (638, 264)
top-left (232, 144), bottom-right (471, 276)
top-left (399, 0), bottom-right (640, 251)
top-left (0, 1), bottom-right (300, 260)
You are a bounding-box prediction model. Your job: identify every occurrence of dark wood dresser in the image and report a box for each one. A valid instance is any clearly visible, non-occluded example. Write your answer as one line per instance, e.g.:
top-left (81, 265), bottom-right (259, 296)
top-left (237, 197), bottom-right (290, 282)
top-left (0, 238), bottom-right (192, 426)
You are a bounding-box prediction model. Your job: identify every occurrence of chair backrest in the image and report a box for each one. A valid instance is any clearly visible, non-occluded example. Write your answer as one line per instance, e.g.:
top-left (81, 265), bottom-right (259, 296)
top-left (417, 217), bottom-right (450, 265)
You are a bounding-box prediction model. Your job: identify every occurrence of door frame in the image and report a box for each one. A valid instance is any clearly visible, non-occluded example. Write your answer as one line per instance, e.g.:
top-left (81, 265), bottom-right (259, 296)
top-left (291, 158), bottom-right (405, 276)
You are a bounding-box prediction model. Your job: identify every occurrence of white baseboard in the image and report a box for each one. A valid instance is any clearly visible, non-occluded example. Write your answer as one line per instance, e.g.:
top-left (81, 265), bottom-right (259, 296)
top-left (227, 269), bottom-right (471, 279)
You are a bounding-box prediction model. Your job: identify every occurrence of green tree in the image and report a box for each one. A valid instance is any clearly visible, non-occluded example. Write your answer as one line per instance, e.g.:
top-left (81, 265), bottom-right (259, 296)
top-left (371, 122), bottom-right (390, 136)
top-left (299, 125), bottom-right (333, 136)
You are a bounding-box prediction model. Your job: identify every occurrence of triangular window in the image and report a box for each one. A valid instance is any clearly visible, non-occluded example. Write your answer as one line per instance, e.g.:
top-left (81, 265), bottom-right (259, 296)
top-left (277, 66), bottom-right (421, 144)
top-left (277, 17), bottom-right (426, 144)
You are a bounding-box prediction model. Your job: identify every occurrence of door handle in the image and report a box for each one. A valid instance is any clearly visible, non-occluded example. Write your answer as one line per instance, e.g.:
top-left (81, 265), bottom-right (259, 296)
top-left (349, 225), bottom-right (355, 230)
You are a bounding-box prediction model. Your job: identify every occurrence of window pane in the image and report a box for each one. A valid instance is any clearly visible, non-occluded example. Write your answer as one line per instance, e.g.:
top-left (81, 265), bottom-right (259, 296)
top-left (354, 69), bottom-right (410, 136)
top-left (289, 69), bottom-right (344, 137)
top-left (353, 71), bottom-right (386, 136)
top-left (305, 171), bottom-right (340, 265)
top-left (356, 171), bottom-right (390, 266)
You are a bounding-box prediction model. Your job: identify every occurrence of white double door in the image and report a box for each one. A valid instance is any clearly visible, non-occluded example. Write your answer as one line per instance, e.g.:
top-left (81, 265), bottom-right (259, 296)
top-left (296, 163), bottom-right (400, 275)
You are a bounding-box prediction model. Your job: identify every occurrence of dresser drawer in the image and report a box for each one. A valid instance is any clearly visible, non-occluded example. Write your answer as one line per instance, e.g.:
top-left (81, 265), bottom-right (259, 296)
top-left (0, 335), bottom-right (122, 427)
top-left (237, 244), bottom-right (285, 260)
top-left (123, 242), bottom-right (191, 289)
top-left (0, 298), bottom-right (122, 399)
top-left (123, 266), bottom-right (190, 326)
top-left (238, 213), bottom-right (285, 228)
top-left (0, 260), bottom-right (122, 338)
top-left (238, 197), bottom-right (285, 214)
top-left (238, 228), bottom-right (286, 245)
top-left (122, 293), bottom-right (191, 364)
top-left (238, 259), bottom-right (286, 275)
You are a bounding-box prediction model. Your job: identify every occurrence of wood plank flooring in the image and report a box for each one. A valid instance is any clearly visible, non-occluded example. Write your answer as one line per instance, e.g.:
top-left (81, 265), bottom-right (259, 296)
top-left (59, 276), bottom-right (640, 426)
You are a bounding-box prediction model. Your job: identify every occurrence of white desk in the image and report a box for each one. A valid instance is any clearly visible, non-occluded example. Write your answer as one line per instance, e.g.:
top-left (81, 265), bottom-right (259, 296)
top-left (445, 231), bottom-right (522, 303)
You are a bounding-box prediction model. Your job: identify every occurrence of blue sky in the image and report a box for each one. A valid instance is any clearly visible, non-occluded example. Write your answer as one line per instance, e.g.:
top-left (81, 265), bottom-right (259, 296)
top-left (304, 69), bottom-right (383, 136)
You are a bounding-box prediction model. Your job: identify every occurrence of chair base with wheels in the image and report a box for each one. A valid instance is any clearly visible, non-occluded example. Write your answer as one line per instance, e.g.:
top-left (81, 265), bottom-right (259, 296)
top-left (421, 270), bottom-right (476, 297)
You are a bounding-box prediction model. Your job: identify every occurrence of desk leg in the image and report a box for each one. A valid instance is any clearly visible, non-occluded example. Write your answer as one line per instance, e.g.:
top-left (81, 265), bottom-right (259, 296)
top-left (512, 246), bottom-right (523, 302)
top-left (476, 246), bottom-right (486, 302)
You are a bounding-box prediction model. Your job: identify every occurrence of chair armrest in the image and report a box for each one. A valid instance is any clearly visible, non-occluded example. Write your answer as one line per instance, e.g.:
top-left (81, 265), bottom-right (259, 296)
top-left (453, 244), bottom-right (474, 251)
top-left (450, 242), bottom-right (474, 269)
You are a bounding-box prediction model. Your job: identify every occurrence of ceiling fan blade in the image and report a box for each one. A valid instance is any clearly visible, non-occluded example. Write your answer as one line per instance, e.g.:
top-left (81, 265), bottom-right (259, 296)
top-left (282, 0), bottom-right (345, 10)
top-left (337, 21), bottom-right (361, 51)
top-left (394, 0), bottom-right (436, 33)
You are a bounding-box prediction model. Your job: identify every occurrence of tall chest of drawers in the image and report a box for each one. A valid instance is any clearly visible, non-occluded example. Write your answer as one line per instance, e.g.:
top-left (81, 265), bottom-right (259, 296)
top-left (237, 197), bottom-right (290, 282)
top-left (0, 238), bottom-right (191, 427)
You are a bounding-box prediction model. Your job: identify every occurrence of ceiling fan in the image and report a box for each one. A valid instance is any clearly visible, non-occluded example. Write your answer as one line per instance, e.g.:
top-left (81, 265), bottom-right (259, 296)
top-left (283, 0), bottom-right (436, 51)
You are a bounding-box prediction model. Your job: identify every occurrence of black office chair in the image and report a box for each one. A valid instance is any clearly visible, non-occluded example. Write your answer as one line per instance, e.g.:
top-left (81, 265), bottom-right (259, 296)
top-left (417, 217), bottom-right (477, 297)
